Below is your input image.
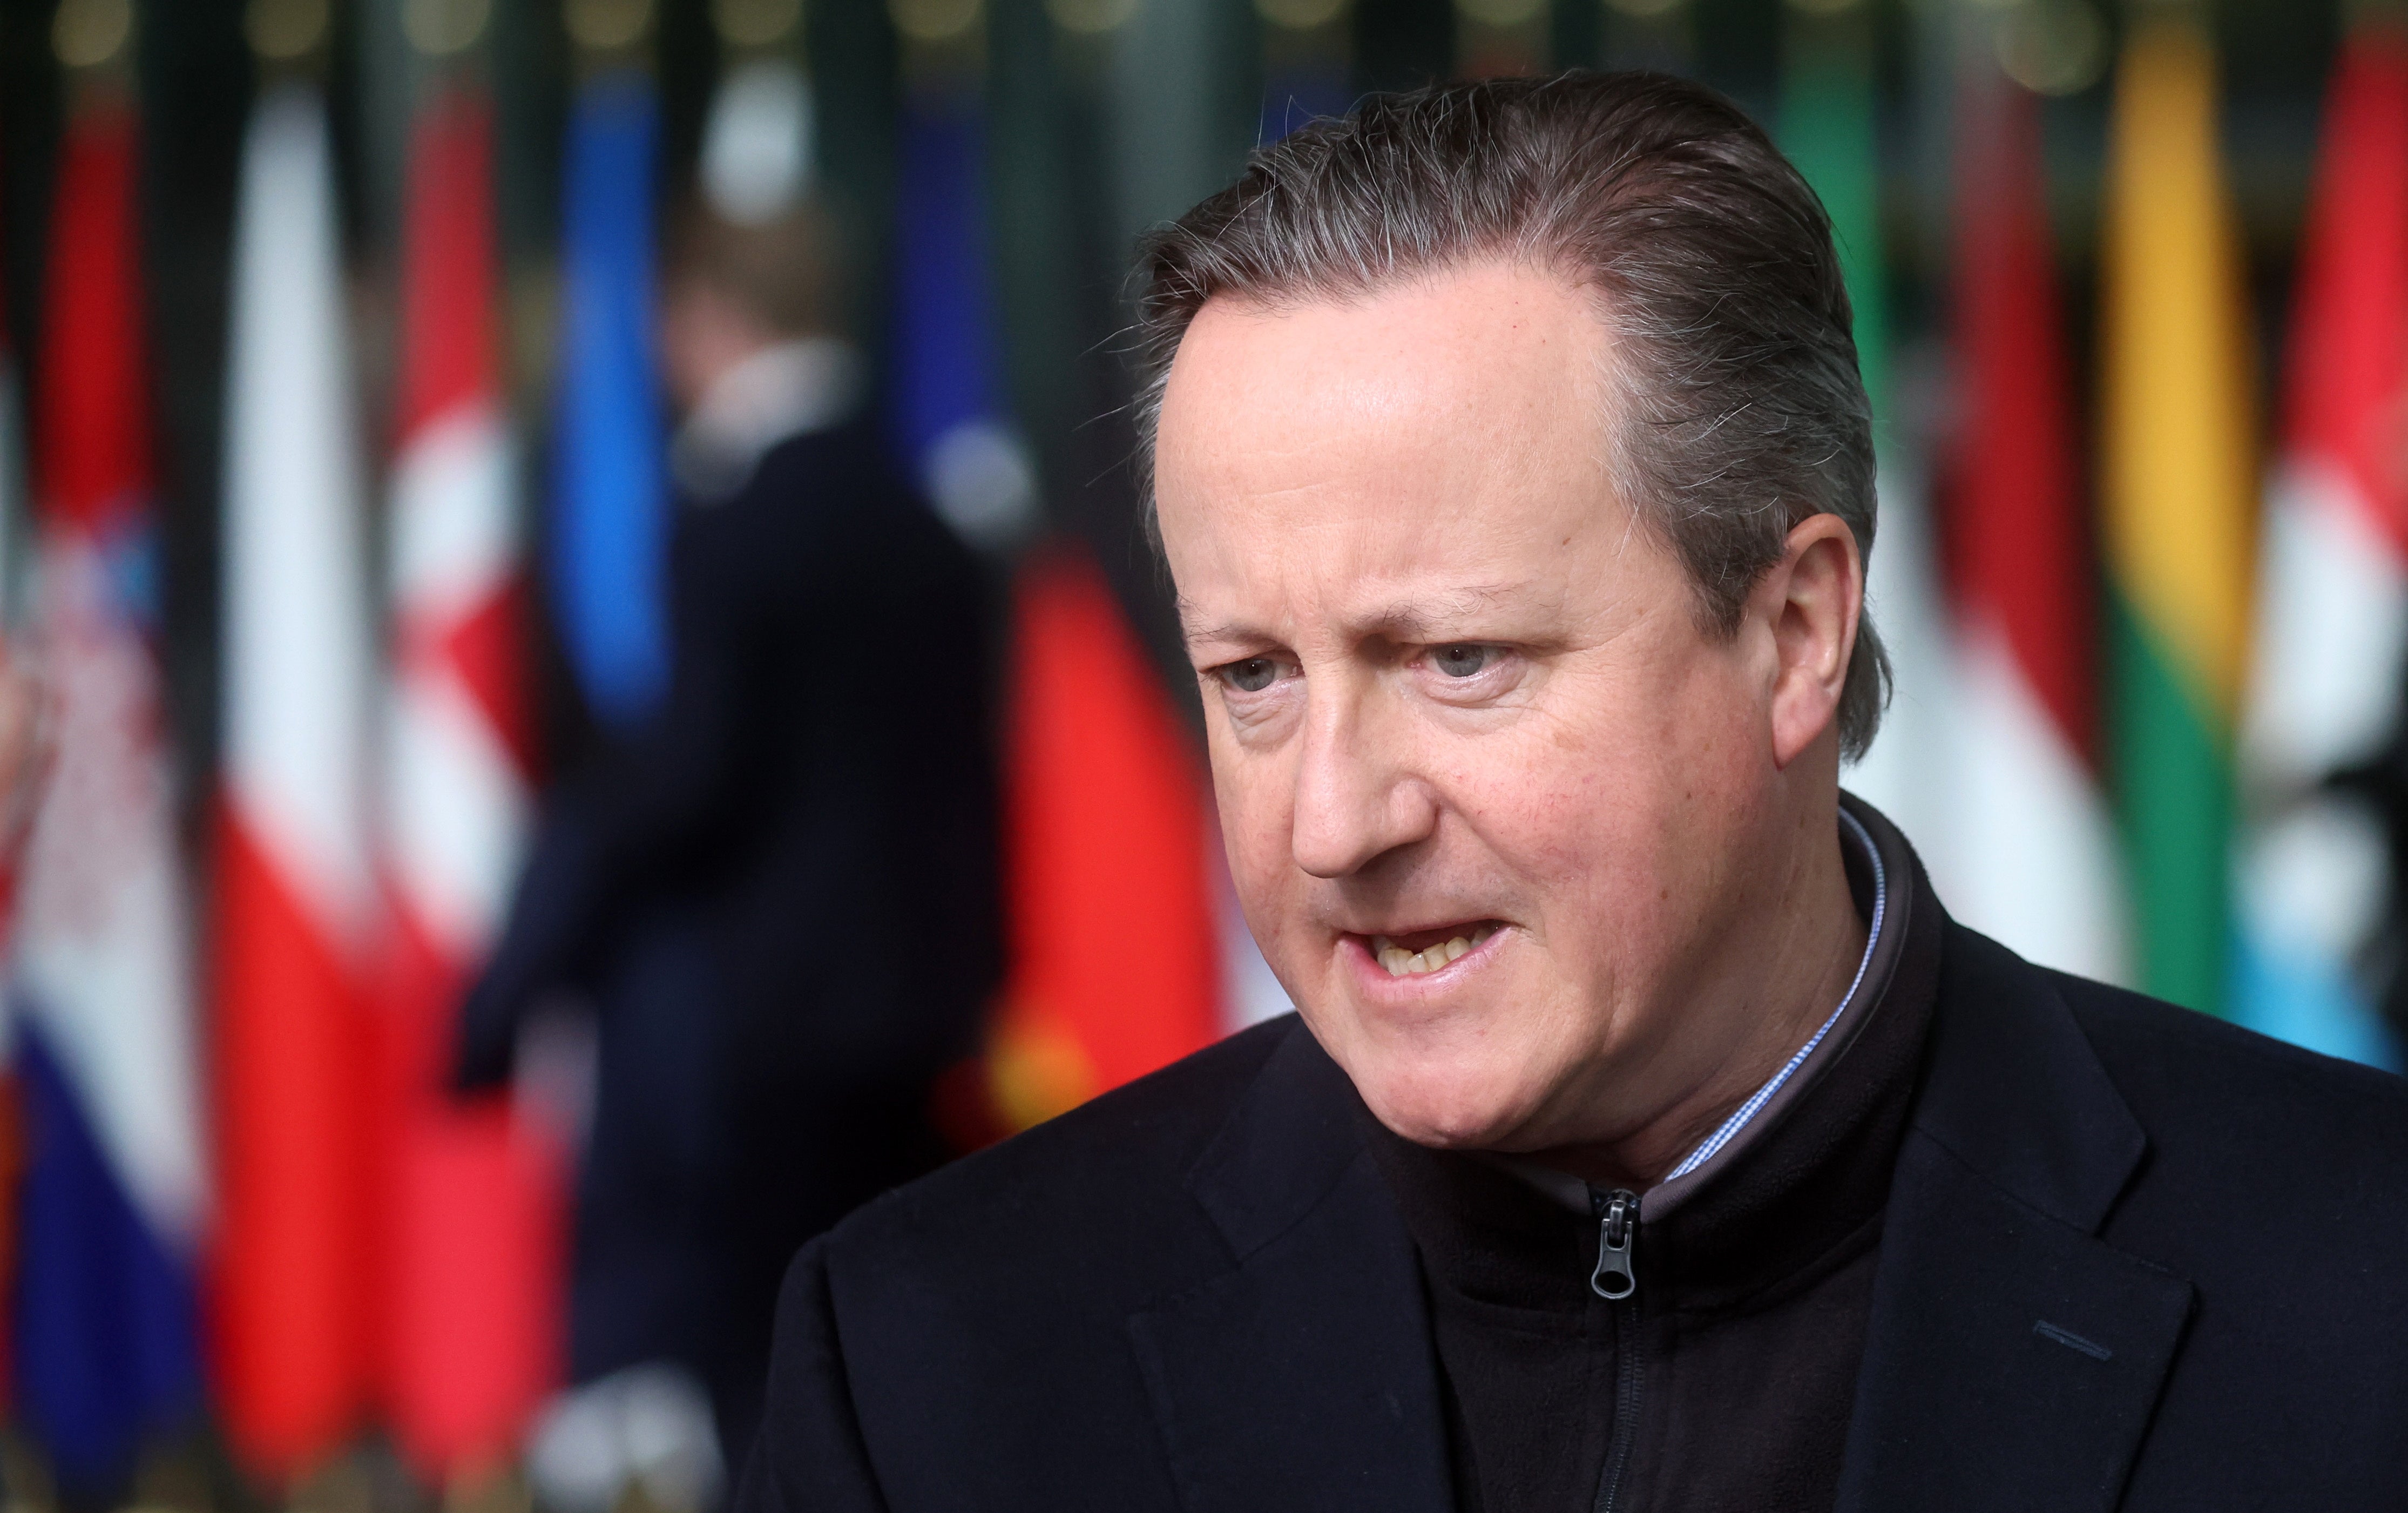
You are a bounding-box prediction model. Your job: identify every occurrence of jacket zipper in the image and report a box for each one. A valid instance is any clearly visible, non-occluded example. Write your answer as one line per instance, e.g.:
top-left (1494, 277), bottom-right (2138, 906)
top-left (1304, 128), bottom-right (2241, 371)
top-left (1589, 1187), bottom-right (1642, 1513)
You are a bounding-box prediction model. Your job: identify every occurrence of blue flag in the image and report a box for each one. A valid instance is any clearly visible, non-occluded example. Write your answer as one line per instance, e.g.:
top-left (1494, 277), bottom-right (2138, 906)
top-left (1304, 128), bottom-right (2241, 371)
top-left (891, 97), bottom-right (1006, 469)
top-left (888, 96), bottom-right (1041, 550)
top-left (551, 72), bottom-right (671, 725)
top-left (13, 1031), bottom-right (200, 1490)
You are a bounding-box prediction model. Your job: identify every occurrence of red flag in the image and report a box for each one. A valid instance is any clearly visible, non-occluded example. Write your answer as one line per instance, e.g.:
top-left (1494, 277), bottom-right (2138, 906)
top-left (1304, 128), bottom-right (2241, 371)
top-left (212, 83), bottom-right (377, 1478)
top-left (376, 83), bottom-right (562, 1476)
top-left (2281, 26), bottom-right (2408, 547)
top-left (1955, 84), bottom-right (2093, 760)
top-left (1940, 67), bottom-right (2126, 985)
top-left (983, 548), bottom-right (1220, 1131)
top-left (39, 112), bottom-right (148, 538)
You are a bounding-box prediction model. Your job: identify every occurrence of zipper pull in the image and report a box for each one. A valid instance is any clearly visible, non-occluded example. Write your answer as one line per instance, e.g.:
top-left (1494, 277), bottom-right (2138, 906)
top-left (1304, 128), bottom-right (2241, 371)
top-left (1591, 1187), bottom-right (1638, 1301)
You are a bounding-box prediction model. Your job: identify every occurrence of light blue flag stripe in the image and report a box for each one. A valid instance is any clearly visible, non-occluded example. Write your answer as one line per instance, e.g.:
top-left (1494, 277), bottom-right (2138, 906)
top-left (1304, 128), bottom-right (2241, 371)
top-left (2232, 932), bottom-right (2402, 1072)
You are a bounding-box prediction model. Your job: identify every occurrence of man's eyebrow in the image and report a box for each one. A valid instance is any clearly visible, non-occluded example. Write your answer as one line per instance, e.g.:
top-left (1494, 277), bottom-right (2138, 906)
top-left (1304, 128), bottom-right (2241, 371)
top-left (1178, 584), bottom-right (1534, 649)
top-left (1176, 599), bottom-right (1263, 651)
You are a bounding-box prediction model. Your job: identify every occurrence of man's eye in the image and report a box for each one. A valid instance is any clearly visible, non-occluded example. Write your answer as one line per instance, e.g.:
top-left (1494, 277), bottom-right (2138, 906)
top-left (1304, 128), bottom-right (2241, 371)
top-left (1220, 658), bottom-right (1283, 694)
top-left (1431, 644), bottom-right (1493, 678)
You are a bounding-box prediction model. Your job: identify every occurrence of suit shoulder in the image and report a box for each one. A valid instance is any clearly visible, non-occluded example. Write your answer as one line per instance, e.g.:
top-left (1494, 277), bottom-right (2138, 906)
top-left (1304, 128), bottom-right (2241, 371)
top-left (683, 427), bottom-right (921, 551)
top-left (824, 1015), bottom-right (1302, 1264)
top-left (748, 427), bottom-right (924, 529)
top-left (2047, 967), bottom-right (2408, 1108)
top-left (2045, 967), bottom-right (2408, 1184)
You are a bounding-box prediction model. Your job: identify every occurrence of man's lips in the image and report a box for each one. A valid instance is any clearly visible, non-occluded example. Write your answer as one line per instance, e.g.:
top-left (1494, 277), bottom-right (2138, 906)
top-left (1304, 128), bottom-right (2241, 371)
top-left (1347, 920), bottom-right (1504, 978)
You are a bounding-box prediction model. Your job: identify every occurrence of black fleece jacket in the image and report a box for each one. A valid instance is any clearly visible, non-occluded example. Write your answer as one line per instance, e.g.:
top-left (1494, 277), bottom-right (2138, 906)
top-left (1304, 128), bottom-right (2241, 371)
top-left (1368, 798), bottom-right (1938, 1513)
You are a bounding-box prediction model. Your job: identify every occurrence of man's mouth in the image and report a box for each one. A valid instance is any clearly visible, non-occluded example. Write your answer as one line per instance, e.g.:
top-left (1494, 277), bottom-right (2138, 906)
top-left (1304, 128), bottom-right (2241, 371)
top-left (1362, 922), bottom-right (1503, 977)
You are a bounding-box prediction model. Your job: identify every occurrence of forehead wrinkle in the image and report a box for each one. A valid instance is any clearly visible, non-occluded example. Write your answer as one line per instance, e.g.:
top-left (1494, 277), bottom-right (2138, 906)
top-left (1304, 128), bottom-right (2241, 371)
top-left (1346, 583), bottom-right (1527, 644)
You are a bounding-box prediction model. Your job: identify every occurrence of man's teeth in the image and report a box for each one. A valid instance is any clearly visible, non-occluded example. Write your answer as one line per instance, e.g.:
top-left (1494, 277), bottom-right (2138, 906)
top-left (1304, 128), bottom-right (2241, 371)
top-left (1370, 923), bottom-right (1498, 977)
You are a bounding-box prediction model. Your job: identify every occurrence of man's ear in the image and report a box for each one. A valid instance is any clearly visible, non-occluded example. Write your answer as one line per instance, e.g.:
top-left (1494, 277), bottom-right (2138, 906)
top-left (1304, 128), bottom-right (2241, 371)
top-left (1760, 513), bottom-right (1863, 769)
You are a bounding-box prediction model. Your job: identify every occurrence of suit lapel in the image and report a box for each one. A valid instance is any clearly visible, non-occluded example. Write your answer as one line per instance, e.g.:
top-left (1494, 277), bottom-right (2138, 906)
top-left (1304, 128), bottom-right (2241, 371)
top-left (1127, 1025), bottom-right (1455, 1513)
top-left (1838, 928), bottom-right (2196, 1513)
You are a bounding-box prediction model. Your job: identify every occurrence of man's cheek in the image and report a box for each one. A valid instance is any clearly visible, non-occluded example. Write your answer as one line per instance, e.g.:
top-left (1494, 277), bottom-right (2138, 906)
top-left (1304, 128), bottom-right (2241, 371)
top-left (1226, 826), bottom-right (1302, 958)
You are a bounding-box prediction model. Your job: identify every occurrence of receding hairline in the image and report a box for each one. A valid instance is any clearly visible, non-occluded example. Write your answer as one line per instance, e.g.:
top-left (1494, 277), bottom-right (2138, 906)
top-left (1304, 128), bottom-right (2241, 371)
top-left (1151, 254), bottom-right (1654, 577)
top-left (1159, 241), bottom-right (1615, 317)
top-left (1157, 254), bottom-right (1631, 400)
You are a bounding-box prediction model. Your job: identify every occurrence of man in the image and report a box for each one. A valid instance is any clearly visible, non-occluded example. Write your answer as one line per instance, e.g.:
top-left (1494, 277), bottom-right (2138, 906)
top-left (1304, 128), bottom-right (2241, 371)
top-left (738, 73), bottom-right (2408, 1511)
top-left (456, 203), bottom-right (1000, 1488)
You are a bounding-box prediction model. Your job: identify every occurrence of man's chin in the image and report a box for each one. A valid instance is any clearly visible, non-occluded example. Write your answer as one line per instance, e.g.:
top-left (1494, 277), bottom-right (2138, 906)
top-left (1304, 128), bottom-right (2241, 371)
top-left (1345, 1058), bottom-right (1555, 1153)
top-left (1296, 995), bottom-right (1574, 1150)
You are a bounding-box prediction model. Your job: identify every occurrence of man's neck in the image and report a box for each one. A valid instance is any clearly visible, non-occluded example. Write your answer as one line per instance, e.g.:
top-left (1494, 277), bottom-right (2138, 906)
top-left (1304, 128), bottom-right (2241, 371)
top-left (1528, 804), bottom-right (1871, 1192)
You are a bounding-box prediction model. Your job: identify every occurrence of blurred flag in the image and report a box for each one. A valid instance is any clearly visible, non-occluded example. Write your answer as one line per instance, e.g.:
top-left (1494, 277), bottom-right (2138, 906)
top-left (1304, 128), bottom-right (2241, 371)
top-left (379, 82), bottom-right (563, 1476)
top-left (1779, 16), bottom-right (1958, 884)
top-left (890, 97), bottom-right (1036, 551)
top-left (888, 89), bottom-right (1217, 1125)
top-left (211, 82), bottom-right (376, 1479)
top-left (11, 94), bottom-right (204, 1497)
top-left (2101, 16), bottom-right (2255, 1016)
top-left (0, 247), bottom-right (23, 1399)
top-left (0, 260), bottom-right (26, 634)
top-left (990, 550), bottom-right (1222, 1129)
top-left (1778, 17), bottom-right (1889, 420)
top-left (552, 71), bottom-right (671, 726)
top-left (1945, 66), bottom-right (2127, 984)
top-left (2234, 24), bottom-right (2408, 1066)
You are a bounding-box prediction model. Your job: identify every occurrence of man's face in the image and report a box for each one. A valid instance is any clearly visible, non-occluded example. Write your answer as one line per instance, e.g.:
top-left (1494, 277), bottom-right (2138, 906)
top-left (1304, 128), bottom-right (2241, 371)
top-left (659, 273), bottom-right (773, 416)
top-left (1155, 261), bottom-right (1835, 1157)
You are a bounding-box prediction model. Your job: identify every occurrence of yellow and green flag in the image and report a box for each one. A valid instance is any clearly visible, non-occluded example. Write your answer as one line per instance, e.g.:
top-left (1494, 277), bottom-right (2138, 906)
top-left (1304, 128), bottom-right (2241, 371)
top-left (2100, 12), bottom-right (2256, 1016)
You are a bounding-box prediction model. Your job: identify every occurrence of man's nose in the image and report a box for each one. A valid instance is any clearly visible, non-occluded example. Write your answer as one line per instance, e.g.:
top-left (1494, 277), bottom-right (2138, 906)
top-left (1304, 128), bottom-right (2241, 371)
top-left (1289, 684), bottom-right (1437, 879)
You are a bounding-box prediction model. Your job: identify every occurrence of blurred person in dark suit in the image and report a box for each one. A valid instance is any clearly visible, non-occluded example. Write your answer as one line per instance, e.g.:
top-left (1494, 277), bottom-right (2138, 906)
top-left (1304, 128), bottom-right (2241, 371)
top-left (456, 199), bottom-right (1001, 1497)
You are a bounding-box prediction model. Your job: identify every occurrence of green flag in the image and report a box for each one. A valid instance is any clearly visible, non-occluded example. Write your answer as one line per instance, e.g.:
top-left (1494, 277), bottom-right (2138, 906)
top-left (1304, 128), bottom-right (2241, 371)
top-left (1779, 8), bottom-right (1889, 426)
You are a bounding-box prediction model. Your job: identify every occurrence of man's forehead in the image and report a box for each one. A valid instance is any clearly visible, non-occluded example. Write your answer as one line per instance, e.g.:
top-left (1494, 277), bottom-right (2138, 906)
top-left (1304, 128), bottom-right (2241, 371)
top-left (1154, 261), bottom-right (1656, 656)
top-left (1165, 267), bottom-right (1606, 427)
top-left (1155, 268), bottom-right (1619, 522)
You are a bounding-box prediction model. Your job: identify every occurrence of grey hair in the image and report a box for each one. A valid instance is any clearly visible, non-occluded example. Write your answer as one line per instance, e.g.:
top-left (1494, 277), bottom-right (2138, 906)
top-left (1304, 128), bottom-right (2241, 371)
top-left (1130, 71), bottom-right (1891, 760)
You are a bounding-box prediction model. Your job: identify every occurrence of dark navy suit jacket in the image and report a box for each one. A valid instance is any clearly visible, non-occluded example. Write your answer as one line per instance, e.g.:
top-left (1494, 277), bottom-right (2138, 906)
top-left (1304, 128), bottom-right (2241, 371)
top-left (460, 421), bottom-right (1002, 1446)
top-left (737, 921), bottom-right (2408, 1510)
